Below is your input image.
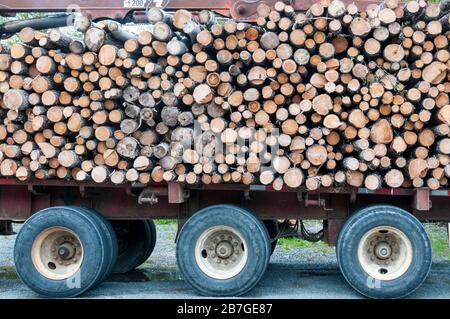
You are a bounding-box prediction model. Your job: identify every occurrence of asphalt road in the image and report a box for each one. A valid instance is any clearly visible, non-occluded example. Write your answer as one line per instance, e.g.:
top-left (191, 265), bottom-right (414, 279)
top-left (2, 261), bottom-right (450, 299)
top-left (1, 224), bottom-right (450, 299)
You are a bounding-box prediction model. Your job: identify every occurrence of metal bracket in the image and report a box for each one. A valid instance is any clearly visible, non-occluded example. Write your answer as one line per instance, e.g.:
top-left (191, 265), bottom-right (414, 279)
top-left (138, 188), bottom-right (159, 205)
top-left (303, 193), bottom-right (333, 211)
top-left (27, 184), bottom-right (46, 195)
top-left (321, 199), bottom-right (334, 211)
top-left (297, 190), bottom-right (303, 203)
top-left (413, 188), bottom-right (431, 211)
top-left (79, 185), bottom-right (86, 198)
top-left (184, 188), bottom-right (190, 200)
top-left (168, 182), bottom-right (186, 204)
top-left (350, 191), bottom-right (357, 203)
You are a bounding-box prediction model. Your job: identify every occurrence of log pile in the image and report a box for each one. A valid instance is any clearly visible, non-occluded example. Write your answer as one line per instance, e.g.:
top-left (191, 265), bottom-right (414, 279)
top-left (0, 0), bottom-right (449, 190)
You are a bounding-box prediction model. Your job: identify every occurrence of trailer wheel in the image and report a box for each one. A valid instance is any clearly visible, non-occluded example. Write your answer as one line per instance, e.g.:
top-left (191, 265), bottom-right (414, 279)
top-left (270, 239), bottom-right (278, 255)
top-left (68, 206), bottom-right (118, 284)
top-left (136, 220), bottom-right (157, 266)
top-left (263, 220), bottom-right (279, 255)
top-left (110, 219), bottom-right (157, 274)
top-left (14, 206), bottom-right (112, 297)
top-left (176, 205), bottom-right (270, 296)
top-left (336, 205), bottom-right (432, 299)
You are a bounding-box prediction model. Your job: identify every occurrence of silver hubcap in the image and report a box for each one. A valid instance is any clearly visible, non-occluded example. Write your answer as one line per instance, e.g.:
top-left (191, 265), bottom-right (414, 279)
top-left (195, 225), bottom-right (248, 280)
top-left (216, 241), bottom-right (233, 258)
top-left (375, 242), bottom-right (391, 259)
top-left (357, 226), bottom-right (413, 281)
top-left (31, 227), bottom-right (84, 280)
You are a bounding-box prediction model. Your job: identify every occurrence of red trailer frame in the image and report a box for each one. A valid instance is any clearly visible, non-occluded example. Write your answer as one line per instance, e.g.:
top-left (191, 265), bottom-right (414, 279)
top-left (0, 178), bottom-right (448, 244)
top-left (0, 0), bottom-right (380, 21)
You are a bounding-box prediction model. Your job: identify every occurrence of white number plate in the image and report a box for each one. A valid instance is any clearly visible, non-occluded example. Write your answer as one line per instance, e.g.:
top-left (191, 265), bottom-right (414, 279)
top-left (123, 0), bottom-right (146, 8)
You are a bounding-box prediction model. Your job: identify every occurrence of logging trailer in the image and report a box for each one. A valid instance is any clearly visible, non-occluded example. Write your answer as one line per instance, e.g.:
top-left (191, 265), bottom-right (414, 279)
top-left (0, 0), bottom-right (448, 299)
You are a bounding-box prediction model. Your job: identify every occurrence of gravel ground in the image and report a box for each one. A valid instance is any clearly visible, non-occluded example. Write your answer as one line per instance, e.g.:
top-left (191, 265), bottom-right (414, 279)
top-left (0, 222), bottom-right (449, 298)
top-left (0, 224), bottom-right (18, 268)
top-left (141, 223), bottom-right (178, 269)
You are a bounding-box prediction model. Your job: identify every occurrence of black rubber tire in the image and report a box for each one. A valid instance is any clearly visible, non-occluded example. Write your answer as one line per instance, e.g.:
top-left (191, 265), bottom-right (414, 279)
top-left (68, 206), bottom-right (118, 284)
top-left (110, 219), bottom-right (157, 274)
top-left (270, 239), bottom-right (278, 255)
top-left (263, 219), bottom-right (278, 255)
top-left (137, 220), bottom-right (157, 266)
top-left (336, 205), bottom-right (432, 299)
top-left (176, 204), bottom-right (270, 296)
top-left (14, 206), bottom-right (111, 297)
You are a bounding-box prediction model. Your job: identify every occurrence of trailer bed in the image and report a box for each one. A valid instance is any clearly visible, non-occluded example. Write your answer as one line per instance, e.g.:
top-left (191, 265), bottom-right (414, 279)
top-left (0, 178), bottom-right (448, 244)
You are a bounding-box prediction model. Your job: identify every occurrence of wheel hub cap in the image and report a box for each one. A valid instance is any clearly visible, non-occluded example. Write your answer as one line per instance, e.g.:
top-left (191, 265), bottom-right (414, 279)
top-left (195, 225), bottom-right (248, 280)
top-left (58, 243), bottom-right (76, 260)
top-left (374, 242), bottom-right (391, 259)
top-left (31, 227), bottom-right (84, 280)
top-left (357, 226), bottom-right (413, 281)
top-left (216, 241), bottom-right (233, 258)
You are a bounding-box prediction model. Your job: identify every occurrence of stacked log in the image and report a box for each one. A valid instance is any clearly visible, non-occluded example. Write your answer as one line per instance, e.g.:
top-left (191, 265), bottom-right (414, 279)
top-left (0, 0), bottom-right (449, 190)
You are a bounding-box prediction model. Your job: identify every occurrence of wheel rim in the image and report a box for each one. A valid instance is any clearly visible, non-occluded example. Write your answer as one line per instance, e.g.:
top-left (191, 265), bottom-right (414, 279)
top-left (194, 225), bottom-right (248, 280)
top-left (357, 226), bottom-right (413, 281)
top-left (31, 227), bottom-right (84, 280)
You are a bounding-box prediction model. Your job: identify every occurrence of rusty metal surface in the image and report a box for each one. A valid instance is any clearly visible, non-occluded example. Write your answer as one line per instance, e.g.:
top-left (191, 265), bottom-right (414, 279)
top-left (230, 0), bottom-right (379, 20)
top-left (413, 188), bottom-right (431, 211)
top-left (0, 178), bottom-right (448, 224)
top-left (414, 196), bottom-right (450, 221)
top-left (0, 185), bottom-right (31, 219)
top-left (168, 181), bottom-right (185, 203)
top-left (0, 0), bottom-right (382, 20)
top-left (324, 219), bottom-right (343, 246)
top-left (0, 177), bottom-right (447, 196)
top-left (0, 0), bottom-right (235, 19)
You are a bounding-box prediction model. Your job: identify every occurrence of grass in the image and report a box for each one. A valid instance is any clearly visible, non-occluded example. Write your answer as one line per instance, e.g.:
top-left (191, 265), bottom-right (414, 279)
top-left (0, 266), bottom-right (18, 281)
top-left (0, 270), bottom-right (18, 281)
top-left (154, 219), bottom-right (177, 225)
top-left (426, 223), bottom-right (450, 260)
top-left (277, 236), bottom-right (327, 250)
top-left (431, 238), bottom-right (449, 259)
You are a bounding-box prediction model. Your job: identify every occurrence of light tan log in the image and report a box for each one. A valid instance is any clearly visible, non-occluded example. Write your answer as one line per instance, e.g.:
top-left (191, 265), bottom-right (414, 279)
top-left (283, 168), bottom-right (304, 188)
